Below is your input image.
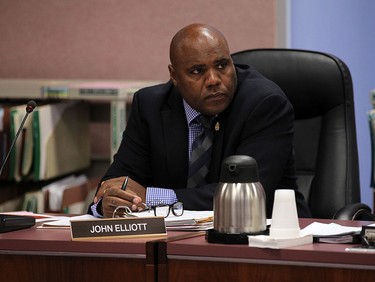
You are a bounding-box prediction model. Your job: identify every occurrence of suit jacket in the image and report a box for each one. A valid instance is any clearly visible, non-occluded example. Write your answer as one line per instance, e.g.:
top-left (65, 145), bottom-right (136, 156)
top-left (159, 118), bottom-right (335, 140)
top-left (102, 65), bottom-right (311, 218)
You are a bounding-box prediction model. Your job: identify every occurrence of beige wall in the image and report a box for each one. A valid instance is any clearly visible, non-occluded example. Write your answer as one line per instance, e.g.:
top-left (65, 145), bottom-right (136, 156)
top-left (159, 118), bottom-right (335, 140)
top-left (0, 0), bottom-right (276, 81)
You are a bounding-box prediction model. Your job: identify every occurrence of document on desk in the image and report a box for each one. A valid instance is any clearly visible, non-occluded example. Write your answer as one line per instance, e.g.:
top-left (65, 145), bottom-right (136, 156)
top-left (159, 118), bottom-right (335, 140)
top-left (248, 222), bottom-right (372, 249)
top-left (37, 211), bottom-right (213, 231)
top-left (135, 210), bottom-right (213, 231)
top-left (302, 222), bottom-right (363, 243)
top-left (38, 214), bottom-right (96, 228)
top-left (302, 222), bottom-right (362, 236)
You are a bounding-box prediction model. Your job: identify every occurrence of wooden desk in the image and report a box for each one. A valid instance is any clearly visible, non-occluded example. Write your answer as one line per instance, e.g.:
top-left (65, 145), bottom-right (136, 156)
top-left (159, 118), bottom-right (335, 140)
top-left (1, 219), bottom-right (374, 282)
top-left (0, 221), bottom-right (183, 282)
top-left (159, 219), bottom-right (375, 282)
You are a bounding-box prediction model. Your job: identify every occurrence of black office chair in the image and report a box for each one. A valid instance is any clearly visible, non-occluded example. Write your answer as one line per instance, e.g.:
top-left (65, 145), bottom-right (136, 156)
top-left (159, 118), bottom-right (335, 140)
top-left (232, 48), bottom-right (373, 220)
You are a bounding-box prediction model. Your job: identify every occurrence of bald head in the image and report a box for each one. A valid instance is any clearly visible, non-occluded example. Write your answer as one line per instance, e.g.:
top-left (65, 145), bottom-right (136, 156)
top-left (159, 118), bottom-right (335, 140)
top-left (169, 23), bottom-right (230, 66)
top-left (167, 23), bottom-right (237, 116)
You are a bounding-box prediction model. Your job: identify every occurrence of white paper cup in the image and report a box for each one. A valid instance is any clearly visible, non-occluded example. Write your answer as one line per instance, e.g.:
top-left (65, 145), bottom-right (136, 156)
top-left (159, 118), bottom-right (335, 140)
top-left (269, 189), bottom-right (300, 238)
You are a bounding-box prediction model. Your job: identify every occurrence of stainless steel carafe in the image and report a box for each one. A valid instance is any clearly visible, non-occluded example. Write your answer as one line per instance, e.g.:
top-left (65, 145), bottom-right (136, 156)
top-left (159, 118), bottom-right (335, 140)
top-left (213, 155), bottom-right (267, 235)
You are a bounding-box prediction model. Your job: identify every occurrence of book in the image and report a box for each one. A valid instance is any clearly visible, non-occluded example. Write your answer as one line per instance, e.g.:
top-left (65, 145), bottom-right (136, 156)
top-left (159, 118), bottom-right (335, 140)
top-left (32, 101), bottom-right (90, 181)
top-left (110, 100), bottom-right (126, 160)
top-left (22, 190), bottom-right (45, 214)
top-left (0, 107), bottom-right (4, 159)
top-left (9, 103), bottom-right (34, 182)
top-left (42, 174), bottom-right (88, 212)
top-left (313, 232), bottom-right (360, 244)
top-left (0, 104), bottom-right (13, 180)
top-left (302, 222), bottom-right (362, 244)
top-left (41, 86), bottom-right (69, 98)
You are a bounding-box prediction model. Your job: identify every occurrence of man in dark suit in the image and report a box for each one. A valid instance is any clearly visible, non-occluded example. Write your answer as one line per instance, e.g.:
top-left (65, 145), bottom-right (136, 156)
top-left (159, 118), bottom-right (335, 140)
top-left (89, 23), bottom-right (311, 218)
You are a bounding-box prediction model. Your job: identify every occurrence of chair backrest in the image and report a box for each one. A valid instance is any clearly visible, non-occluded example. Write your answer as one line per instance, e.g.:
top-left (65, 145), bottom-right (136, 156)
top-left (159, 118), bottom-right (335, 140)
top-left (232, 48), bottom-right (360, 219)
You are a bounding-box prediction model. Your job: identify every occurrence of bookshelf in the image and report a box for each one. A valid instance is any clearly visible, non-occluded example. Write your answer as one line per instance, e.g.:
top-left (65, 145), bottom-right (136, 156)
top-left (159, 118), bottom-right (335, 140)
top-left (0, 78), bottom-right (159, 213)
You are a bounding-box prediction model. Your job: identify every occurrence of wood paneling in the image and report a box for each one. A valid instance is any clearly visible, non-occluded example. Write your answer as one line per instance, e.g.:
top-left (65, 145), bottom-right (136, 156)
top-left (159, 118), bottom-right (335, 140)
top-left (167, 259), bottom-right (375, 282)
top-left (0, 255), bottom-right (148, 282)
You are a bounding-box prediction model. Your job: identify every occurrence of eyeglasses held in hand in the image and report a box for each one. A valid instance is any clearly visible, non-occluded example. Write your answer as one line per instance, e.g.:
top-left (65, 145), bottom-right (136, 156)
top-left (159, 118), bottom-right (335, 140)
top-left (112, 202), bottom-right (184, 218)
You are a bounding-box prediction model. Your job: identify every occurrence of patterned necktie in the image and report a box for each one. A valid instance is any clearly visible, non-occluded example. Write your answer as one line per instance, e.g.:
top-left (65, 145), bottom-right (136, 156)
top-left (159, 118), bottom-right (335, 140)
top-left (187, 115), bottom-right (215, 188)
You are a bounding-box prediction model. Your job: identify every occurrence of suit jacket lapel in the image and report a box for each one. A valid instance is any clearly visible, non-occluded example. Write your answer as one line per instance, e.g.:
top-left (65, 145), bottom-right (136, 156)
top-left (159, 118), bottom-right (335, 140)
top-left (162, 87), bottom-right (189, 182)
top-left (210, 115), bottom-right (225, 181)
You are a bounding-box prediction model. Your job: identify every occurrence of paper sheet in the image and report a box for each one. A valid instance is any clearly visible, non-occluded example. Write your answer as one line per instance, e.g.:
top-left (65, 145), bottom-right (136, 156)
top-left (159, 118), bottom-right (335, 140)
top-left (302, 222), bottom-right (362, 236)
top-left (38, 214), bottom-right (96, 228)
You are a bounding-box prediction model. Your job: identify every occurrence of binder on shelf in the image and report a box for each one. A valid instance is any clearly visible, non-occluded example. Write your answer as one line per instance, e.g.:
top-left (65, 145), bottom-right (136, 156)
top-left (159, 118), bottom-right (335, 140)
top-left (9, 103), bottom-right (34, 182)
top-left (22, 190), bottom-right (45, 214)
top-left (32, 101), bottom-right (90, 181)
top-left (1, 101), bottom-right (41, 181)
top-left (66, 80), bottom-right (160, 101)
top-left (42, 174), bottom-right (88, 212)
top-left (0, 105), bottom-right (10, 180)
top-left (110, 100), bottom-right (127, 160)
top-left (41, 86), bottom-right (69, 99)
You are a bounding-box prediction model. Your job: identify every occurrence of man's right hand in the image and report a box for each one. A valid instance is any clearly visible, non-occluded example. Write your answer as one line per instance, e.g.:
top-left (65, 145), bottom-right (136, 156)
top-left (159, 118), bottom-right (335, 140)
top-left (94, 177), bottom-right (146, 218)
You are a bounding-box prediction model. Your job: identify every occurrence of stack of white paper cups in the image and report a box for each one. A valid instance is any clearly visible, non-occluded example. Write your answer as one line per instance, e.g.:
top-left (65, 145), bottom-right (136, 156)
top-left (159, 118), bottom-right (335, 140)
top-left (269, 189), bottom-right (301, 238)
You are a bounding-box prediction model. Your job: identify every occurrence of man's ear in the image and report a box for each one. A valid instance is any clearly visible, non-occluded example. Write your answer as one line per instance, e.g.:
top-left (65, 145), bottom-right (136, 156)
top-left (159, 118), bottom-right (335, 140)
top-left (168, 64), bottom-right (177, 86)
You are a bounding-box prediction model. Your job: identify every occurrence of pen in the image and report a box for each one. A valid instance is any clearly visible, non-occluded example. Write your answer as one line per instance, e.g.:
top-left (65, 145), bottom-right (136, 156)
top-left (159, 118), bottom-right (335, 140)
top-left (345, 246), bottom-right (375, 253)
top-left (121, 176), bottom-right (129, 191)
top-left (362, 235), bottom-right (370, 246)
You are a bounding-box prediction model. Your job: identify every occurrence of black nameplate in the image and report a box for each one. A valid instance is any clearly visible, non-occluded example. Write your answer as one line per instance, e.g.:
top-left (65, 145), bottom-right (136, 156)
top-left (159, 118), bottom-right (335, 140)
top-left (70, 216), bottom-right (166, 240)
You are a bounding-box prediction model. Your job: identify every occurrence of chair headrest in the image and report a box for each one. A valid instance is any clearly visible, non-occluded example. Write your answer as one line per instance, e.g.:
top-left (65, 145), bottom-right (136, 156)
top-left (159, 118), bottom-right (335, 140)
top-left (232, 49), bottom-right (354, 119)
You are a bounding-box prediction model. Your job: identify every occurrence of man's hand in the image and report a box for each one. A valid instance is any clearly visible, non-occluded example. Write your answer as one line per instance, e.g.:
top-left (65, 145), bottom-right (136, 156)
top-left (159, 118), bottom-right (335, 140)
top-left (94, 176), bottom-right (146, 218)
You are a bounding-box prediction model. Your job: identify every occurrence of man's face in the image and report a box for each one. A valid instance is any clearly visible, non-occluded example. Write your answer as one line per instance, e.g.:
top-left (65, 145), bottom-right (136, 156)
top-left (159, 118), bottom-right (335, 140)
top-left (169, 36), bottom-right (237, 116)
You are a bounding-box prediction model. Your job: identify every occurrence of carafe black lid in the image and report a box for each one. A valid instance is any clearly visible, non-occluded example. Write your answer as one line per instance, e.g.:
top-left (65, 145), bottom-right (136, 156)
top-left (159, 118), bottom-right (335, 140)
top-left (220, 155), bottom-right (259, 183)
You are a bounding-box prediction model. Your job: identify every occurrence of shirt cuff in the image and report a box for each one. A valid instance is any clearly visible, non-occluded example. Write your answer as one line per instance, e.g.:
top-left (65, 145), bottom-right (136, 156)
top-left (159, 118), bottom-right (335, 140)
top-left (90, 198), bottom-right (103, 218)
top-left (146, 187), bottom-right (178, 206)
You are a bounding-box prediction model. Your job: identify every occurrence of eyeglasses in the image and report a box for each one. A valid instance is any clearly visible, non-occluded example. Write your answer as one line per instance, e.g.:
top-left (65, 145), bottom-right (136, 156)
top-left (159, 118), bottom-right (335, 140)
top-left (146, 202), bottom-right (184, 218)
top-left (112, 202), bottom-right (184, 218)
